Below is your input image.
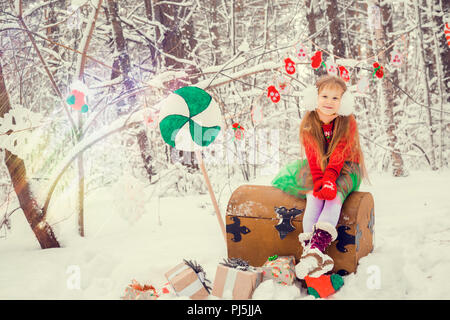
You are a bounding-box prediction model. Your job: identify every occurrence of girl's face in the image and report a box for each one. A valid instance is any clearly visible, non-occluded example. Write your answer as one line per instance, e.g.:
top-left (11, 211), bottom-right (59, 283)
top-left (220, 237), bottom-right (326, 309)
top-left (317, 86), bottom-right (344, 116)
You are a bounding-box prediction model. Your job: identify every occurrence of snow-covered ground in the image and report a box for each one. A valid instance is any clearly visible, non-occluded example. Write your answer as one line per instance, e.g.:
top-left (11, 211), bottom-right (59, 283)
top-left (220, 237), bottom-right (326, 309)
top-left (0, 169), bottom-right (449, 300)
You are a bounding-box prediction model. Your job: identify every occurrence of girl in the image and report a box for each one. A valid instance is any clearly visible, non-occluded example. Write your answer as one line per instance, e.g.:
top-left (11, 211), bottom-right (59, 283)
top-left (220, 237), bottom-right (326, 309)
top-left (271, 75), bottom-right (369, 279)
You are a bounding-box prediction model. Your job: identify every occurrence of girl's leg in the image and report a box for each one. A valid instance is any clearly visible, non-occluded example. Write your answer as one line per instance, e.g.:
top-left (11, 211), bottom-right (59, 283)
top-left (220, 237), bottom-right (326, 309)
top-left (302, 192), bottom-right (325, 233)
top-left (296, 193), bottom-right (343, 280)
top-left (316, 192), bottom-right (344, 227)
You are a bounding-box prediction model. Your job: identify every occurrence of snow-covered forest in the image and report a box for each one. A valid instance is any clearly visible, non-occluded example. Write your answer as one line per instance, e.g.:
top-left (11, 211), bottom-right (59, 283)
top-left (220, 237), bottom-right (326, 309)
top-left (0, 0), bottom-right (449, 300)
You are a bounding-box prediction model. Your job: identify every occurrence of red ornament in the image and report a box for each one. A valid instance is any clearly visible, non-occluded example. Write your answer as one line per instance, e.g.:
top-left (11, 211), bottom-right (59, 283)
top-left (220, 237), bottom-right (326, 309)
top-left (232, 123), bottom-right (244, 140)
top-left (284, 58), bottom-right (296, 75)
top-left (311, 51), bottom-right (323, 69)
top-left (338, 66), bottom-right (350, 82)
top-left (267, 85), bottom-right (280, 103)
top-left (445, 23), bottom-right (450, 48)
top-left (373, 62), bottom-right (384, 79)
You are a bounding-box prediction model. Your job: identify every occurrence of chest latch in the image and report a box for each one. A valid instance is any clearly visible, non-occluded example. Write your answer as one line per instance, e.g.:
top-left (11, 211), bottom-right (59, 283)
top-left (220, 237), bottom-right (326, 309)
top-left (274, 206), bottom-right (304, 239)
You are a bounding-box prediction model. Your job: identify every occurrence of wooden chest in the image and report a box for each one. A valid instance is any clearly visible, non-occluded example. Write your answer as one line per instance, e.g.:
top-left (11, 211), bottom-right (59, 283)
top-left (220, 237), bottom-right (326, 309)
top-left (225, 185), bottom-right (374, 276)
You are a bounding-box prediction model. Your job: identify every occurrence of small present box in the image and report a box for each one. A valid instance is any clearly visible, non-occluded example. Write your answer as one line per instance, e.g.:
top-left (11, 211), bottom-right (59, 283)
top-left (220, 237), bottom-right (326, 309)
top-left (164, 260), bottom-right (210, 300)
top-left (211, 259), bottom-right (263, 300)
top-left (121, 280), bottom-right (158, 300)
top-left (260, 255), bottom-right (296, 285)
top-left (157, 282), bottom-right (176, 297)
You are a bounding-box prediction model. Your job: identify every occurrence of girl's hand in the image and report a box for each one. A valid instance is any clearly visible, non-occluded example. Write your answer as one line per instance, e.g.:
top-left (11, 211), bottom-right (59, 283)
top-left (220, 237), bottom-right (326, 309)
top-left (313, 180), bottom-right (323, 193)
top-left (313, 180), bottom-right (337, 200)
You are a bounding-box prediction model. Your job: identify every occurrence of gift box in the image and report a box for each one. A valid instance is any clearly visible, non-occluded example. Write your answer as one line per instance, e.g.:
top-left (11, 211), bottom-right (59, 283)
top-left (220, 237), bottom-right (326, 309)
top-left (164, 260), bottom-right (211, 300)
top-left (121, 280), bottom-right (159, 300)
top-left (211, 258), bottom-right (263, 300)
top-left (157, 281), bottom-right (176, 298)
top-left (260, 255), bottom-right (296, 285)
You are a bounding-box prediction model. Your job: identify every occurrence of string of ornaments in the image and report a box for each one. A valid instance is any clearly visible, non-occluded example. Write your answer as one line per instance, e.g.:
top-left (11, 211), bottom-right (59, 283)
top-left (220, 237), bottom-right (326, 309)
top-left (237, 40), bottom-right (406, 140)
top-left (265, 44), bottom-right (392, 106)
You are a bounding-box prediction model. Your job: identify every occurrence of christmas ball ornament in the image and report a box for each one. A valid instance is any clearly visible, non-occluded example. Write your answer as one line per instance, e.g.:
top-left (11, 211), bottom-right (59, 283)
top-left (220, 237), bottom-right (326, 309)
top-left (267, 85), bottom-right (281, 103)
top-left (157, 86), bottom-right (223, 152)
top-left (284, 58), bottom-right (296, 75)
top-left (338, 66), bottom-right (350, 82)
top-left (66, 81), bottom-right (89, 113)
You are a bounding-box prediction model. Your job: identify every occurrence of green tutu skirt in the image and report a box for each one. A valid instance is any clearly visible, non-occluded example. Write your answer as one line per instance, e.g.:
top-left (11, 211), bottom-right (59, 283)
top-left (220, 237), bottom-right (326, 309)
top-left (271, 159), bottom-right (362, 203)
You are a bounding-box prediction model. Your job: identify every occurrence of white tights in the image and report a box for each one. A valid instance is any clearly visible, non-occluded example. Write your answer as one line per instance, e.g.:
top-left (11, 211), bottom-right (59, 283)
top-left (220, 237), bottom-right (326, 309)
top-left (302, 192), bottom-right (343, 233)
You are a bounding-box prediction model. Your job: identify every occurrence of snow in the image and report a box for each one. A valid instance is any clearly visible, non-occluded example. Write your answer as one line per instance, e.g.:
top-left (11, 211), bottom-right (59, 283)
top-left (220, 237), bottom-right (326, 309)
top-left (0, 168), bottom-right (449, 300)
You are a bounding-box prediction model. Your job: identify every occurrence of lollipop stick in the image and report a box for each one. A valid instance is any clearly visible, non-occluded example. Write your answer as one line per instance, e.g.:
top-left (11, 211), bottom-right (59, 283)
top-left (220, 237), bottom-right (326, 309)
top-left (194, 149), bottom-right (227, 243)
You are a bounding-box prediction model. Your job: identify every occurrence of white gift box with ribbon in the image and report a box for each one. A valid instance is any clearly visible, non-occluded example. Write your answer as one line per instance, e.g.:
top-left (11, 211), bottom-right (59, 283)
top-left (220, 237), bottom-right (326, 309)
top-left (211, 264), bottom-right (263, 300)
top-left (164, 262), bottom-right (210, 300)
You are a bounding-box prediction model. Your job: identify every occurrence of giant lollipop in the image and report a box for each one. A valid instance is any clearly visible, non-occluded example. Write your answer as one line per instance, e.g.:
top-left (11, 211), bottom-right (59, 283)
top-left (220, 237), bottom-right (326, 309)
top-left (157, 86), bottom-right (226, 241)
top-left (158, 86), bottom-right (222, 151)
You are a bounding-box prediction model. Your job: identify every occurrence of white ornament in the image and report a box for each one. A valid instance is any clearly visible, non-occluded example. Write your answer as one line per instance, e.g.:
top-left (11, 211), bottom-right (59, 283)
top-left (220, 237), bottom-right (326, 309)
top-left (326, 58), bottom-right (338, 76)
top-left (368, 5), bottom-right (381, 30)
top-left (390, 50), bottom-right (403, 67)
top-left (0, 106), bottom-right (44, 159)
top-left (294, 43), bottom-right (308, 62)
top-left (276, 75), bottom-right (291, 94)
top-left (251, 104), bottom-right (264, 125)
top-left (357, 76), bottom-right (370, 94)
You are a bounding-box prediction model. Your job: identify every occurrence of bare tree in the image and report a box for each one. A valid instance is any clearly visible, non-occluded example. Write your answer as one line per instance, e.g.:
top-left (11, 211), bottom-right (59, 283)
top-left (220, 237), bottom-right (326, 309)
top-left (414, 0), bottom-right (438, 170)
top-left (106, 0), bottom-right (156, 183)
top-left (374, 0), bottom-right (407, 176)
top-left (0, 57), bottom-right (60, 249)
top-left (152, 0), bottom-right (200, 172)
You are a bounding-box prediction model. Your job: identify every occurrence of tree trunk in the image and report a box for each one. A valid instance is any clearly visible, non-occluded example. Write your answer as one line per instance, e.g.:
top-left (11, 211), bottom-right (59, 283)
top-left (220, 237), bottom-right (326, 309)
top-left (414, 0), bottom-right (438, 170)
top-left (107, 0), bottom-right (135, 115)
top-left (305, 0), bottom-right (327, 76)
top-left (376, 1), bottom-right (406, 176)
top-left (437, 0), bottom-right (450, 104)
top-left (74, 0), bottom-right (103, 236)
top-left (107, 0), bottom-right (156, 182)
top-left (0, 59), bottom-right (60, 249)
top-left (45, 0), bottom-right (63, 77)
top-left (143, 0), bottom-right (160, 71)
top-left (433, 0), bottom-right (450, 166)
top-left (327, 0), bottom-right (346, 58)
top-left (153, 0), bottom-right (200, 171)
top-left (209, 0), bottom-right (223, 65)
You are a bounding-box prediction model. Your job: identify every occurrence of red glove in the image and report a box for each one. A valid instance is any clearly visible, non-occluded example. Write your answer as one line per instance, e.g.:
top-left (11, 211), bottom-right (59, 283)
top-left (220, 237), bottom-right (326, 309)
top-left (313, 169), bottom-right (338, 200)
top-left (313, 180), bottom-right (323, 193)
top-left (313, 180), bottom-right (337, 200)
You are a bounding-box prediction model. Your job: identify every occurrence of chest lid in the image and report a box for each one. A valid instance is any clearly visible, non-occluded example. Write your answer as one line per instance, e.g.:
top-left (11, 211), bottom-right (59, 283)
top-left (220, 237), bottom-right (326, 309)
top-left (226, 185), bottom-right (305, 221)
